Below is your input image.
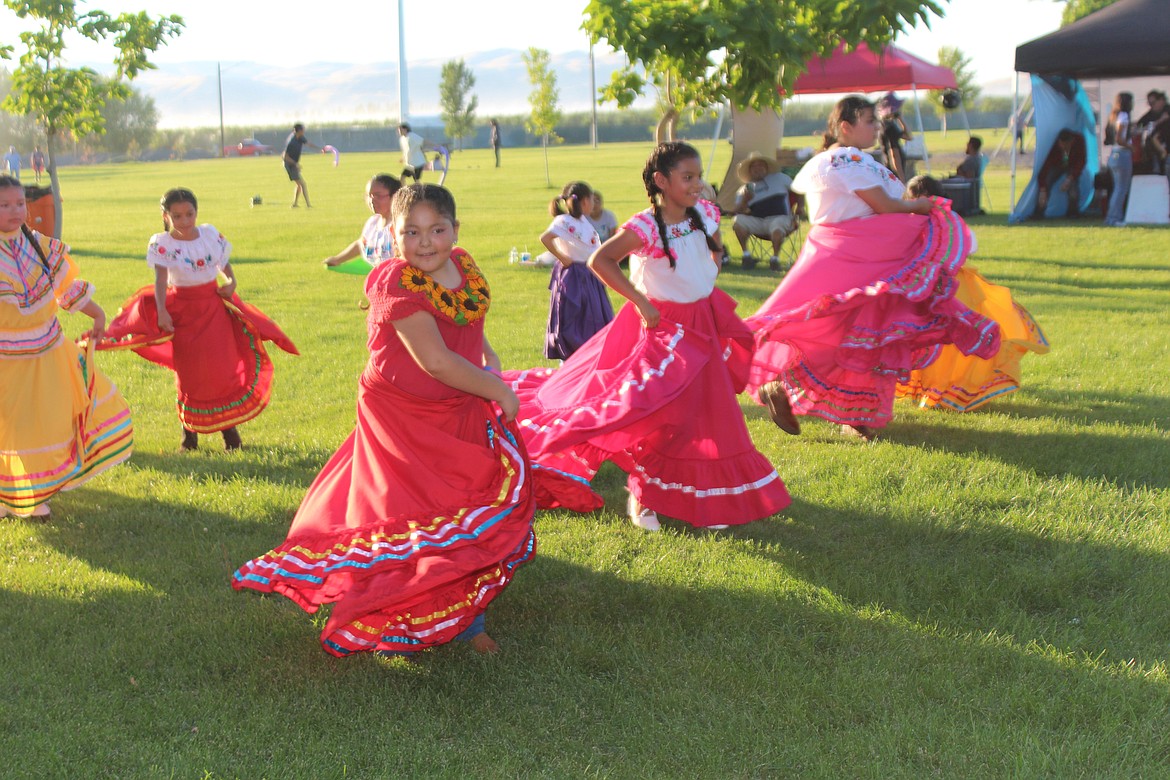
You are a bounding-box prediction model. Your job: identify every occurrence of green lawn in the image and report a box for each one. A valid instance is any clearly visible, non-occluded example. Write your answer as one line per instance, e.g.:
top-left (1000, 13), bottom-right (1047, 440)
top-left (2, 140), bottom-right (1169, 779)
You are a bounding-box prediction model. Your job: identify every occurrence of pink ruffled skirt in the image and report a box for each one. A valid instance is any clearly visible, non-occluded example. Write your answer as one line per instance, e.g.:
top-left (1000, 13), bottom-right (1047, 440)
top-left (745, 206), bottom-right (1001, 428)
top-left (505, 289), bottom-right (790, 527)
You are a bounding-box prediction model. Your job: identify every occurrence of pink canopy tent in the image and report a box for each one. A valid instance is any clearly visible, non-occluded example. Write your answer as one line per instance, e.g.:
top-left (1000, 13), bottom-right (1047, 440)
top-left (790, 43), bottom-right (958, 94)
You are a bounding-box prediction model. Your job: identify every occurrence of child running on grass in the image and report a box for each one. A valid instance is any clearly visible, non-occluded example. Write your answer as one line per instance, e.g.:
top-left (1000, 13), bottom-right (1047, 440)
top-left (540, 180), bottom-right (614, 360)
top-left (506, 142), bottom-right (791, 532)
top-left (98, 188), bottom-right (298, 451)
top-left (233, 184), bottom-right (594, 658)
top-left (0, 175), bottom-right (133, 518)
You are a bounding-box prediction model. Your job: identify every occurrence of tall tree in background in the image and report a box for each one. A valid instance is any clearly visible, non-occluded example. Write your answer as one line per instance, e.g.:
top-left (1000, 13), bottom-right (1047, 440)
top-left (584, 0), bottom-right (942, 118)
top-left (932, 46), bottom-right (980, 134)
top-left (1059, 0), bottom-right (1119, 25)
top-left (522, 47), bottom-right (561, 187)
top-left (439, 59), bottom-right (478, 152)
top-left (0, 1), bottom-right (182, 237)
top-left (95, 82), bottom-right (158, 157)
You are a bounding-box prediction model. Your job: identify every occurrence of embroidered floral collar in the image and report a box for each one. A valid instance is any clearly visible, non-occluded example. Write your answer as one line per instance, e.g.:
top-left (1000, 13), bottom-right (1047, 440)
top-left (398, 248), bottom-right (490, 325)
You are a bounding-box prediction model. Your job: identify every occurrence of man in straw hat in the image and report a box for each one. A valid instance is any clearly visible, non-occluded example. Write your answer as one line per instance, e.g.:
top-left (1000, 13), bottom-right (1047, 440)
top-left (732, 151), bottom-right (794, 271)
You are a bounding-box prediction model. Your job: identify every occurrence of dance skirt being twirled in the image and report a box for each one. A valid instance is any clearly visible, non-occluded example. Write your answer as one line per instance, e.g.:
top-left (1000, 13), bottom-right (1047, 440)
top-left (896, 266), bottom-right (1050, 411)
top-left (233, 370), bottom-right (541, 656)
top-left (745, 206), bottom-right (1001, 428)
top-left (0, 340), bottom-right (133, 515)
top-left (98, 282), bottom-right (298, 433)
top-left (544, 262), bottom-right (615, 360)
top-left (506, 289), bottom-right (790, 527)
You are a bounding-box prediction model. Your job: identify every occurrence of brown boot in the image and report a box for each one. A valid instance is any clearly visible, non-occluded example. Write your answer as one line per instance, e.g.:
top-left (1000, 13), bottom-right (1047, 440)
top-left (180, 428), bottom-right (199, 452)
top-left (222, 427), bottom-right (242, 451)
top-left (758, 381), bottom-right (801, 435)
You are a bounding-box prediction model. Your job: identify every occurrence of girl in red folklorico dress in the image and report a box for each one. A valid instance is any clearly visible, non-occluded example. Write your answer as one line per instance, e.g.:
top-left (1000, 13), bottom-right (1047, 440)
top-left (506, 142), bottom-right (791, 532)
top-left (233, 184), bottom-right (594, 658)
top-left (98, 188), bottom-right (298, 451)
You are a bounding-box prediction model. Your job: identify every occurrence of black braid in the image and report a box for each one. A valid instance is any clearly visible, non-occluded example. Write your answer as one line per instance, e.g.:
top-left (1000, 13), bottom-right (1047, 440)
top-left (20, 223), bottom-right (53, 279)
top-left (686, 205), bottom-right (720, 253)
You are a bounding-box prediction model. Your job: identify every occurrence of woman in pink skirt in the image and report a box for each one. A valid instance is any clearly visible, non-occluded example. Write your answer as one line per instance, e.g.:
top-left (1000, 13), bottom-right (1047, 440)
top-left (745, 97), bottom-right (1001, 440)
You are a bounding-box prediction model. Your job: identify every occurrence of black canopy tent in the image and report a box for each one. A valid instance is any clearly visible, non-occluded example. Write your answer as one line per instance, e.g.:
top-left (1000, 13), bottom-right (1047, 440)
top-left (1015, 0), bottom-right (1170, 78)
top-left (1010, 0), bottom-right (1170, 210)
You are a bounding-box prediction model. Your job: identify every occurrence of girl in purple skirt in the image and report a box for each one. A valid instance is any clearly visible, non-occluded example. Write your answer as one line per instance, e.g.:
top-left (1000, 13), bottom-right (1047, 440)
top-left (540, 181), bottom-right (614, 360)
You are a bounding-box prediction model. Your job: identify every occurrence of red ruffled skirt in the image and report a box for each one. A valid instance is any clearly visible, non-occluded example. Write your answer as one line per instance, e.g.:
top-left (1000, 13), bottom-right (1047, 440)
top-left (99, 282), bottom-right (298, 432)
top-left (745, 205), bottom-right (1001, 428)
top-left (233, 368), bottom-right (558, 656)
top-left (505, 289), bottom-right (790, 527)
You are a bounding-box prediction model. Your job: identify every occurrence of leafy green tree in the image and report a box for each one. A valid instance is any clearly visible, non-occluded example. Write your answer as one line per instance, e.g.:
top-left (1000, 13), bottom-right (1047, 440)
top-left (0, 1), bottom-right (182, 236)
top-left (93, 81), bottom-right (158, 156)
top-left (439, 59), bottom-right (478, 152)
top-left (584, 0), bottom-right (943, 114)
top-left (1059, 0), bottom-right (1119, 25)
top-left (522, 47), bottom-right (561, 187)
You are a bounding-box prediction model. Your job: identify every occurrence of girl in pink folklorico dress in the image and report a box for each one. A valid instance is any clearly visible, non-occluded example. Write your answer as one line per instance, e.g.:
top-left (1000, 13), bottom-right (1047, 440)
top-left (745, 97), bottom-right (1002, 441)
top-left (506, 142), bottom-right (791, 532)
top-left (233, 184), bottom-right (597, 658)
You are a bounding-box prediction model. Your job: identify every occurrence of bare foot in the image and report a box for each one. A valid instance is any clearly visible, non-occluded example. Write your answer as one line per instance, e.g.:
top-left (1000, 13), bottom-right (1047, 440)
top-left (469, 632), bottom-right (500, 655)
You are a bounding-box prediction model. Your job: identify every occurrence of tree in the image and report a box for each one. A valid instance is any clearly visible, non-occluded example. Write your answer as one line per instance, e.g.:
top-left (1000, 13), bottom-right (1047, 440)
top-left (93, 81), bottom-right (158, 156)
top-left (0, 2), bottom-right (183, 237)
top-left (1059, 0), bottom-right (1119, 25)
top-left (931, 46), bottom-right (980, 134)
top-left (439, 59), bottom-right (478, 152)
top-left (522, 47), bottom-right (561, 187)
top-left (584, 0), bottom-right (943, 113)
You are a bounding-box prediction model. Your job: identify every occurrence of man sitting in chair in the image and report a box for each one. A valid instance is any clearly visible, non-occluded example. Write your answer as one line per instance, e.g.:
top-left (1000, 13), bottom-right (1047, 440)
top-left (732, 151), bottom-right (794, 271)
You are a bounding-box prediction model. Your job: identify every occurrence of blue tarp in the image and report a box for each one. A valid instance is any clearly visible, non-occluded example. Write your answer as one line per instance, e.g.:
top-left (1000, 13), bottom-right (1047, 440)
top-left (1009, 75), bottom-right (1099, 224)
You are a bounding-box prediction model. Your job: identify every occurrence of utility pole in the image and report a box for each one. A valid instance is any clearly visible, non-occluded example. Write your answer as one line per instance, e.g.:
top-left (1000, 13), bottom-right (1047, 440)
top-left (217, 62), bottom-right (226, 157)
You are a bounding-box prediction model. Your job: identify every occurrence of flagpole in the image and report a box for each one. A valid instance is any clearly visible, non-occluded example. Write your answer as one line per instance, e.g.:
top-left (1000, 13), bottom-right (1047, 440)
top-left (398, 0), bottom-right (409, 123)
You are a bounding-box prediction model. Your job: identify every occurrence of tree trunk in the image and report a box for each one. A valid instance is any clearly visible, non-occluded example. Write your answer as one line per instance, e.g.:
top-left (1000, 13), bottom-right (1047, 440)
top-left (46, 130), bottom-right (63, 240)
top-left (655, 109), bottom-right (678, 144)
top-left (542, 133), bottom-right (551, 186)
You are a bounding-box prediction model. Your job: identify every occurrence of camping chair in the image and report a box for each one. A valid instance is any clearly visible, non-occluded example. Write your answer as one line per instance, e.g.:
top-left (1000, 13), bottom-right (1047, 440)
top-left (745, 192), bottom-right (805, 272)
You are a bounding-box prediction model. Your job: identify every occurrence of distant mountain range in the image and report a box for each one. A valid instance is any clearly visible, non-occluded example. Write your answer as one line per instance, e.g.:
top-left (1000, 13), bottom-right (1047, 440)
top-left (135, 49), bottom-right (642, 130)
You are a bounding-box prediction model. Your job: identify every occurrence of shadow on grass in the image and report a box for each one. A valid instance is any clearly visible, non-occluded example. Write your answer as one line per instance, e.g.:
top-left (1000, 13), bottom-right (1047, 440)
top-left (125, 446), bottom-right (334, 494)
top-left (879, 414), bottom-right (1170, 490)
top-left (6, 501), bottom-right (1170, 775)
top-left (741, 495), bottom-right (1170, 673)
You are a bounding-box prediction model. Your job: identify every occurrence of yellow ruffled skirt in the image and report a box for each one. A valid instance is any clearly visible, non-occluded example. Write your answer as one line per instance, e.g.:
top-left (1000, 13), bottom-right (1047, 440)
top-left (897, 266), bottom-right (1049, 411)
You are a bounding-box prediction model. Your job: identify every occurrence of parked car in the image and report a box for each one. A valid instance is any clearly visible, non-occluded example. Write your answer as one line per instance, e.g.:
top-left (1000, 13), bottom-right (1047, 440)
top-left (224, 139), bottom-right (273, 157)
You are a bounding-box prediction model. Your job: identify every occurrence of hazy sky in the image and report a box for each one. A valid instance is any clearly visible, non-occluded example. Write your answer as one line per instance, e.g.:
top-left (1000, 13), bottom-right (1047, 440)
top-left (0, 0), bottom-right (1065, 90)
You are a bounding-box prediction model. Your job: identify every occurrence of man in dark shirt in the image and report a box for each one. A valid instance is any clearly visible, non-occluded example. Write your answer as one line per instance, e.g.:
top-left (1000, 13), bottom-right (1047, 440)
top-left (956, 136), bottom-right (982, 179)
top-left (1136, 90), bottom-right (1170, 175)
top-left (1034, 129), bottom-right (1086, 219)
top-left (282, 123), bottom-right (319, 208)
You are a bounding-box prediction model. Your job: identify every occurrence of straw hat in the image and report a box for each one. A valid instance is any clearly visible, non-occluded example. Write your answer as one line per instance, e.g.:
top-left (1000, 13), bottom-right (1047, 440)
top-left (736, 151), bottom-right (781, 183)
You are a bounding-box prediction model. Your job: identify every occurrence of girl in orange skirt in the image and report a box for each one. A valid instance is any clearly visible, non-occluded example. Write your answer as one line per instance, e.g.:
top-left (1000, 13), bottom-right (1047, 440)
top-left (100, 188), bottom-right (298, 451)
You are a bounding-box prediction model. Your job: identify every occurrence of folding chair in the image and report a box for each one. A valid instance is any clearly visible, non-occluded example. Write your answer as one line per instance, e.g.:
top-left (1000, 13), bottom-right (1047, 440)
top-left (744, 192), bottom-right (804, 273)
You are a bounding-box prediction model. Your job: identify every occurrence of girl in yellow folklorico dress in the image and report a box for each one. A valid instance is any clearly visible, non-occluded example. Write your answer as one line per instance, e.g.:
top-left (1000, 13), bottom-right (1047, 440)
top-left (0, 176), bottom-right (133, 518)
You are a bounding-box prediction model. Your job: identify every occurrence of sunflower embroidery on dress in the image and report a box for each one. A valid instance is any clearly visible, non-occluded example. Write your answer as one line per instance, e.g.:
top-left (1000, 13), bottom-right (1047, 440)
top-left (398, 248), bottom-right (489, 325)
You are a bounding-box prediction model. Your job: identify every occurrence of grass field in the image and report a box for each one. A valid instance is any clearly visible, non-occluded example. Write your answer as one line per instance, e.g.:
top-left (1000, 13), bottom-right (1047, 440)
top-left (3, 134), bottom-right (1170, 779)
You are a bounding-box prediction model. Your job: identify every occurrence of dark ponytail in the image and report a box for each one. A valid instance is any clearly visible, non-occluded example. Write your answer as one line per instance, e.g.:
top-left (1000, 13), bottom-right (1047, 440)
top-left (550, 180), bottom-right (593, 218)
top-left (822, 95), bottom-right (876, 151)
top-left (20, 223), bottom-right (53, 278)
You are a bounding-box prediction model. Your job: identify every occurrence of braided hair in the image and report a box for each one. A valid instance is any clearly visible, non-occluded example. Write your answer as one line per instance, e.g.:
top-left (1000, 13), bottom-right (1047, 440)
top-left (641, 142), bottom-right (719, 269)
top-left (549, 180), bottom-right (592, 218)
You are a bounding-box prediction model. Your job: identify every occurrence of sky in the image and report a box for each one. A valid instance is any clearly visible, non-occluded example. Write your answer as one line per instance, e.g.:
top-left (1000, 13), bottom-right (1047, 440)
top-left (0, 0), bottom-right (1067, 105)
